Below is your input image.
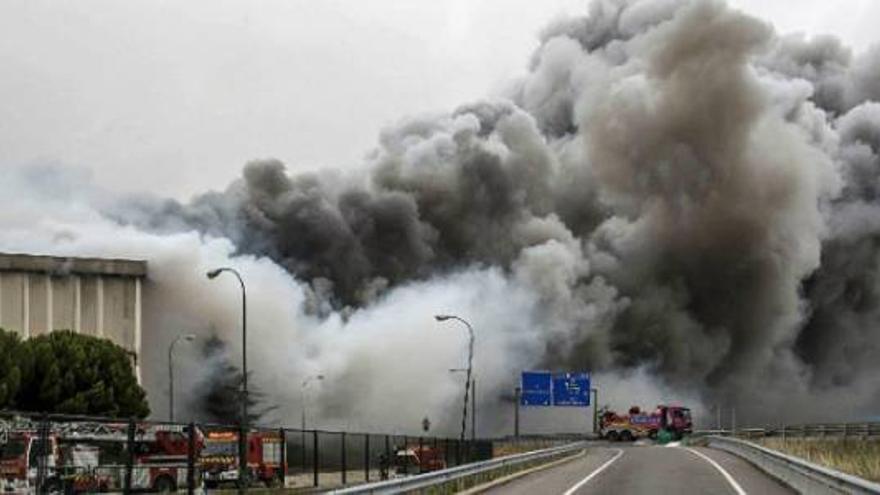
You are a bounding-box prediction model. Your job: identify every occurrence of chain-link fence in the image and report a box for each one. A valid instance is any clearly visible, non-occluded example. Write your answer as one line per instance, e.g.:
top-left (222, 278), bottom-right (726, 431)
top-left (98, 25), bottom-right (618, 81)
top-left (0, 410), bottom-right (514, 493)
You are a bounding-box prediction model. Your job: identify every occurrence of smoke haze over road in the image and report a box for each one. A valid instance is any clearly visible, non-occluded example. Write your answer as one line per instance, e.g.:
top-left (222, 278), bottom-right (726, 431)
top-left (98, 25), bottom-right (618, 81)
top-left (3, 0), bottom-right (880, 432)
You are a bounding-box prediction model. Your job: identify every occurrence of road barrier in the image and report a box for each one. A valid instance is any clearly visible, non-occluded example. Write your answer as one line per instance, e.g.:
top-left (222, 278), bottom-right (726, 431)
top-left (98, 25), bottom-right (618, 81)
top-left (330, 441), bottom-right (587, 494)
top-left (706, 435), bottom-right (880, 494)
top-left (694, 422), bottom-right (880, 439)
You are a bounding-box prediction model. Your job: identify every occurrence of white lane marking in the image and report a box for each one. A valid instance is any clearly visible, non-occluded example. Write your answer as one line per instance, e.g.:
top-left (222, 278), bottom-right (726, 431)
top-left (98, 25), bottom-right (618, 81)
top-left (682, 447), bottom-right (748, 495)
top-left (562, 448), bottom-right (624, 495)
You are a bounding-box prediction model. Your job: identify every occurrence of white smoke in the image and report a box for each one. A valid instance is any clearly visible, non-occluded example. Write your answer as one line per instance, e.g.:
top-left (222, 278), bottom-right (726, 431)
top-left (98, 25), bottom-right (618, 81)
top-left (4, 0), bottom-right (880, 433)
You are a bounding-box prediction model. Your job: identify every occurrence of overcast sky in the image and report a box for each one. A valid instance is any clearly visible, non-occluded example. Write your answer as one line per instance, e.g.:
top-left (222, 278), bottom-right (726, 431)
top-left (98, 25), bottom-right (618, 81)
top-left (2, 0), bottom-right (878, 199)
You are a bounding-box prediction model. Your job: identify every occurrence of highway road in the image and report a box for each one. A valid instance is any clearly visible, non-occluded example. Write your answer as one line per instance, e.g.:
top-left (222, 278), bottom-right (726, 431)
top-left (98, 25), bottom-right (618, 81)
top-left (482, 443), bottom-right (793, 495)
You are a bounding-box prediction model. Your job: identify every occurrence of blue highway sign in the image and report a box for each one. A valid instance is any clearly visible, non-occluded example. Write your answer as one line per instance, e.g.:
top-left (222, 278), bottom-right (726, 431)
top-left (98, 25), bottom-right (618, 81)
top-left (552, 372), bottom-right (591, 407)
top-left (520, 371), bottom-right (552, 406)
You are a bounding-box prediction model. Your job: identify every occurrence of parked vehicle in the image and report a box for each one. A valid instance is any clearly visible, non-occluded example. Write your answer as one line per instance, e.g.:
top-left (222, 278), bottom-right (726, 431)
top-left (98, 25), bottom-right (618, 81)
top-left (200, 429), bottom-right (285, 488)
top-left (392, 445), bottom-right (446, 476)
top-left (600, 404), bottom-right (692, 441)
top-left (0, 420), bottom-right (201, 493)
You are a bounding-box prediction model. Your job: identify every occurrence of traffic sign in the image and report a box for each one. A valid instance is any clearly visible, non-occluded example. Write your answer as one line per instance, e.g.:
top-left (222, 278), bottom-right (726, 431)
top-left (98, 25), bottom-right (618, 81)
top-left (520, 371), bottom-right (552, 406)
top-left (552, 372), bottom-right (590, 407)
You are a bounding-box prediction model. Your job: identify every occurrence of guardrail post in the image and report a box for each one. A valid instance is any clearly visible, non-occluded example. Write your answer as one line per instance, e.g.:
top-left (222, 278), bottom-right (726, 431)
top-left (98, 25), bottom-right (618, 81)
top-left (313, 430), bottom-right (319, 488)
top-left (341, 432), bottom-right (347, 485)
top-left (187, 422), bottom-right (196, 495)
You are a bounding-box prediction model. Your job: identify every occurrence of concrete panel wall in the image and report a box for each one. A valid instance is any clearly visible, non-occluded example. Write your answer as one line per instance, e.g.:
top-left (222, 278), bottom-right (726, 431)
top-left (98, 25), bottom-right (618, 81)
top-left (0, 271), bottom-right (140, 354)
top-left (102, 277), bottom-right (136, 352)
top-left (52, 276), bottom-right (77, 331)
top-left (28, 275), bottom-right (48, 336)
top-left (80, 276), bottom-right (99, 336)
top-left (0, 273), bottom-right (26, 335)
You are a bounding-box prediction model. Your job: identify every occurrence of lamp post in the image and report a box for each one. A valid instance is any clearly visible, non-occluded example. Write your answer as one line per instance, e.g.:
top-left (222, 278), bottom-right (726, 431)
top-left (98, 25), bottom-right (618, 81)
top-left (449, 369), bottom-right (476, 441)
top-left (301, 375), bottom-right (325, 430)
top-left (168, 333), bottom-right (196, 422)
top-left (206, 267), bottom-right (247, 491)
top-left (434, 315), bottom-right (474, 446)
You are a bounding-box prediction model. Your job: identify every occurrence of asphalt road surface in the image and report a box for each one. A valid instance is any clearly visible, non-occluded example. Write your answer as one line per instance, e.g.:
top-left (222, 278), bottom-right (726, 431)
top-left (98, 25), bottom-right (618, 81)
top-left (482, 443), bottom-right (793, 495)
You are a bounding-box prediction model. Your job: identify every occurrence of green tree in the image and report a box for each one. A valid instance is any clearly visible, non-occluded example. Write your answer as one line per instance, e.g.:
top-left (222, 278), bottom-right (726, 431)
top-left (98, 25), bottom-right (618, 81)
top-left (9, 330), bottom-right (149, 418)
top-left (0, 328), bottom-right (29, 409)
top-left (195, 335), bottom-right (275, 425)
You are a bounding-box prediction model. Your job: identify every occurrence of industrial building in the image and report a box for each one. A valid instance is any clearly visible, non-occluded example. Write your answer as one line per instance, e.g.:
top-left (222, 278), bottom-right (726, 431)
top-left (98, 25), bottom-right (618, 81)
top-left (0, 252), bottom-right (146, 381)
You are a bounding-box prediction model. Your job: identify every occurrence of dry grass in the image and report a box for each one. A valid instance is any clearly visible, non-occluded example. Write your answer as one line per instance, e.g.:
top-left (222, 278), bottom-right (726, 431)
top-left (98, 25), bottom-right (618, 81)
top-left (757, 438), bottom-right (880, 482)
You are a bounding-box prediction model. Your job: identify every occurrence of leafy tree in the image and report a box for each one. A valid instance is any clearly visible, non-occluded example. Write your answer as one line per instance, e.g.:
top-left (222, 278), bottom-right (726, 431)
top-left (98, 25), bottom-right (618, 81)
top-left (0, 329), bottom-right (28, 409)
top-left (4, 329), bottom-right (149, 418)
top-left (195, 335), bottom-right (275, 425)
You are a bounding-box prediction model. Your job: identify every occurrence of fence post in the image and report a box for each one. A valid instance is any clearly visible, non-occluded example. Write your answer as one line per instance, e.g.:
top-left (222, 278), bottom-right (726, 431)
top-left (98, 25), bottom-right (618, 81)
top-left (124, 418), bottom-right (136, 494)
top-left (384, 435), bottom-right (390, 480)
top-left (341, 432), bottom-right (347, 485)
top-left (456, 438), bottom-right (461, 466)
top-left (186, 422), bottom-right (196, 495)
top-left (35, 413), bottom-right (49, 493)
top-left (187, 422), bottom-right (196, 495)
top-left (418, 437), bottom-right (424, 474)
top-left (364, 434), bottom-right (370, 482)
top-left (279, 428), bottom-right (286, 487)
top-left (313, 430), bottom-right (319, 488)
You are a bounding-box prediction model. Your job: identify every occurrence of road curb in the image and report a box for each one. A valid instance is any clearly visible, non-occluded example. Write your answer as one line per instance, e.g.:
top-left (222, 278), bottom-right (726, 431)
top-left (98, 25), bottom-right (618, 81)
top-left (457, 448), bottom-right (587, 495)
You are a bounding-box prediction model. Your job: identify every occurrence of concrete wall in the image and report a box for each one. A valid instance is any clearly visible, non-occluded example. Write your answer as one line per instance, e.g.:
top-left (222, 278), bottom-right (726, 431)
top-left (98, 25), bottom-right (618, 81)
top-left (0, 253), bottom-right (146, 382)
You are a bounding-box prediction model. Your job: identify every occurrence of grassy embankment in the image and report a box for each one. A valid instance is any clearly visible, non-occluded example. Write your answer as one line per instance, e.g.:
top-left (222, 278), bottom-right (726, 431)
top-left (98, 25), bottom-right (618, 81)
top-left (757, 438), bottom-right (880, 483)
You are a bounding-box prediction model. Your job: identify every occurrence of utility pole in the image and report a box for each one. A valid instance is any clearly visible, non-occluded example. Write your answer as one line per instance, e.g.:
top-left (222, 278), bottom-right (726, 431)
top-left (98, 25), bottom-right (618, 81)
top-left (514, 387), bottom-right (521, 438)
top-left (471, 378), bottom-right (476, 441)
top-left (434, 315), bottom-right (475, 446)
top-left (168, 334), bottom-right (195, 422)
top-left (591, 388), bottom-right (599, 434)
top-left (206, 267), bottom-right (247, 492)
top-left (732, 407), bottom-right (737, 435)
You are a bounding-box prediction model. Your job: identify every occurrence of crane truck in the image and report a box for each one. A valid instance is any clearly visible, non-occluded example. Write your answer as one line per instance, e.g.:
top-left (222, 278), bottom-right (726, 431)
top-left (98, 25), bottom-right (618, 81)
top-left (600, 404), bottom-right (692, 441)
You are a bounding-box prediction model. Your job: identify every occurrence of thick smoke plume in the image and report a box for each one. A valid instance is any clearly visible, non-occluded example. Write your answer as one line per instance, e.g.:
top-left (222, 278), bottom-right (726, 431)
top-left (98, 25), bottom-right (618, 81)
top-left (5, 0), bottom-right (880, 432)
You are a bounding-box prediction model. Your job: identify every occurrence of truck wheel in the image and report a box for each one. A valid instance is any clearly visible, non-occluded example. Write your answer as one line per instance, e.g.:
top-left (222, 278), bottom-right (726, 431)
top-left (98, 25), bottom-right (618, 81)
top-left (153, 475), bottom-right (176, 493)
top-left (607, 431), bottom-right (620, 442)
top-left (620, 430), bottom-right (634, 442)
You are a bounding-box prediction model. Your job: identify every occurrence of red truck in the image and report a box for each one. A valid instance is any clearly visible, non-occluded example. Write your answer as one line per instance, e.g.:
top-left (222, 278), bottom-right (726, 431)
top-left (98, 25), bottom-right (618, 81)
top-left (391, 445), bottom-right (446, 476)
top-left (600, 404), bottom-right (692, 441)
top-left (0, 421), bottom-right (202, 493)
top-left (200, 429), bottom-right (286, 488)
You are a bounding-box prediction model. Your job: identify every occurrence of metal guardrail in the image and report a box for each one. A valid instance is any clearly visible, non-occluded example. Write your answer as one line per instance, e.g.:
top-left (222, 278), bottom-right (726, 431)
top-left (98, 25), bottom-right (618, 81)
top-left (693, 423), bottom-right (880, 439)
top-left (707, 435), bottom-right (880, 494)
top-left (330, 441), bottom-right (587, 494)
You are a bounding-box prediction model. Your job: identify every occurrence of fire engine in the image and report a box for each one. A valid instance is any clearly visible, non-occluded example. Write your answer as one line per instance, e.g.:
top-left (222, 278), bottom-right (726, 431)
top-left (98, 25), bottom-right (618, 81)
top-left (200, 429), bottom-right (285, 488)
top-left (600, 404), bottom-right (693, 441)
top-left (390, 444), bottom-right (446, 476)
top-left (0, 417), bottom-right (202, 493)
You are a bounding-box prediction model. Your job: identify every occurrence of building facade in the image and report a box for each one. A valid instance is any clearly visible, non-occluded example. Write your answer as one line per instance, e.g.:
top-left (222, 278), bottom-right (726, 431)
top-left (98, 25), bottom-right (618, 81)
top-left (0, 252), bottom-right (146, 381)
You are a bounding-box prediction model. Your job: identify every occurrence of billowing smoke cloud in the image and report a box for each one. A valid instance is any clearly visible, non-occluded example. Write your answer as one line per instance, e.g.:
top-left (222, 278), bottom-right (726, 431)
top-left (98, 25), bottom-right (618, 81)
top-left (5, 0), bottom-right (880, 432)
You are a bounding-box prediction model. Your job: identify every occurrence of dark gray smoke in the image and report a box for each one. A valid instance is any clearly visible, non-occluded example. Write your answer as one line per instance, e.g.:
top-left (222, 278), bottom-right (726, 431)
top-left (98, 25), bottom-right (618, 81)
top-left (45, 0), bottom-right (880, 426)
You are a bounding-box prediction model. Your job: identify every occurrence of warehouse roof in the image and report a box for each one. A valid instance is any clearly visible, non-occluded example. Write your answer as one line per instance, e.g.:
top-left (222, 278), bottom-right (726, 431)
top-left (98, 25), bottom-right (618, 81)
top-left (0, 252), bottom-right (147, 277)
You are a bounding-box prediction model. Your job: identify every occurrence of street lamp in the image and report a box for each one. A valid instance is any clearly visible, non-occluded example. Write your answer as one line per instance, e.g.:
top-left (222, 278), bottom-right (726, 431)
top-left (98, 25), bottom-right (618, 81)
top-left (301, 374), bottom-right (325, 430)
top-left (168, 333), bottom-right (196, 422)
top-left (450, 369), bottom-right (476, 441)
top-left (206, 267), bottom-right (247, 490)
top-left (434, 314), bottom-right (474, 446)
